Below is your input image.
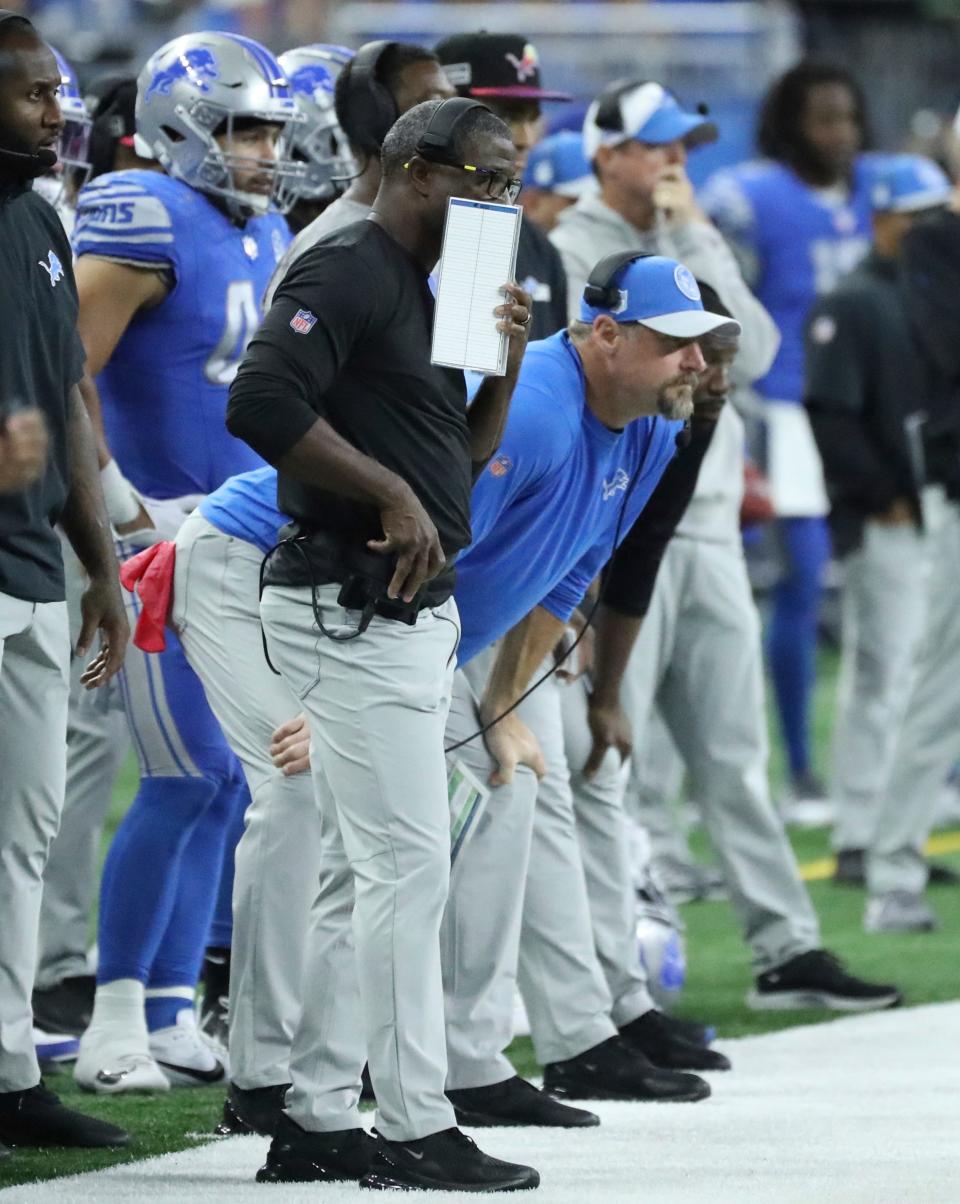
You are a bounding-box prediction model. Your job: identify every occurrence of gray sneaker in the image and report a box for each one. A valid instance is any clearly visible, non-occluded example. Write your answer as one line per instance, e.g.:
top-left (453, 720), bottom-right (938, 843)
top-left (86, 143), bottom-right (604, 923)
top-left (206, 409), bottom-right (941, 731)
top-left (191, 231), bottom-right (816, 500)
top-left (864, 891), bottom-right (939, 934)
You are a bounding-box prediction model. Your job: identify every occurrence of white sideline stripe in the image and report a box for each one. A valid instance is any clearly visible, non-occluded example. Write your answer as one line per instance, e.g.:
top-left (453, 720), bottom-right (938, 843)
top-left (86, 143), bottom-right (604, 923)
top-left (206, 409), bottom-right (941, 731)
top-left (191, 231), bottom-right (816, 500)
top-left (4, 1003), bottom-right (959, 1203)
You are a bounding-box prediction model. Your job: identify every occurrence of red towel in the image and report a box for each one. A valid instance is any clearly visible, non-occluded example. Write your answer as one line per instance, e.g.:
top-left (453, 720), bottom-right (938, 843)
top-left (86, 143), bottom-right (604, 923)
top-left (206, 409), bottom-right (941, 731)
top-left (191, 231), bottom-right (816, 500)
top-left (118, 541), bottom-right (176, 653)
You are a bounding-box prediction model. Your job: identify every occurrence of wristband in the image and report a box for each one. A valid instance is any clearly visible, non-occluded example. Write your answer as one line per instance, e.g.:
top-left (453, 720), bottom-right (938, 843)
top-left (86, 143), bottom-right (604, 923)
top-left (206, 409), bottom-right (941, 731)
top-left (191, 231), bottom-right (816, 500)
top-left (100, 458), bottom-right (141, 526)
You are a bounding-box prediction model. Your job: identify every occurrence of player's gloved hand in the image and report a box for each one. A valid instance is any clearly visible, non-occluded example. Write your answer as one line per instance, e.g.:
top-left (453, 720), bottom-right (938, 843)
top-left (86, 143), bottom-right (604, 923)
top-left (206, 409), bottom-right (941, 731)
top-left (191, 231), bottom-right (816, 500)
top-left (118, 492), bottom-right (205, 547)
top-left (368, 479), bottom-right (446, 603)
top-left (653, 165), bottom-right (707, 225)
top-left (0, 406), bottom-right (48, 493)
top-left (270, 712), bottom-right (311, 776)
top-left (77, 572), bottom-right (130, 690)
top-left (479, 707), bottom-right (547, 787)
top-left (583, 696), bottom-right (632, 779)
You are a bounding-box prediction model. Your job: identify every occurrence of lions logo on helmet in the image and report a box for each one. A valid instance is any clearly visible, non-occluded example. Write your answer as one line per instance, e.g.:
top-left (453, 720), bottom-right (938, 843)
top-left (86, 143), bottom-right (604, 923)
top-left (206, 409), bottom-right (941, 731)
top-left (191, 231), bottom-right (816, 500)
top-left (135, 32), bottom-right (304, 219)
top-left (145, 47), bottom-right (219, 102)
top-left (276, 44), bottom-right (356, 208)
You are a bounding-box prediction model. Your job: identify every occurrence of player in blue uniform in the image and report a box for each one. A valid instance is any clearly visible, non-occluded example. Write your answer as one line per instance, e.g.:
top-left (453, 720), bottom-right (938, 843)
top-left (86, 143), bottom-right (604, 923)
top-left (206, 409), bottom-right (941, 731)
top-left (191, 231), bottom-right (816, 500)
top-left (71, 31), bottom-right (297, 1094)
top-left (701, 64), bottom-right (885, 807)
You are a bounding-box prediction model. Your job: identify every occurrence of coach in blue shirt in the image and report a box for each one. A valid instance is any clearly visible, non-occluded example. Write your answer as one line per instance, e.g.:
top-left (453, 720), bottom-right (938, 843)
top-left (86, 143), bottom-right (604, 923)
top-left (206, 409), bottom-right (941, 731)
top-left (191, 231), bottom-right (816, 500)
top-left (441, 254), bottom-right (740, 1120)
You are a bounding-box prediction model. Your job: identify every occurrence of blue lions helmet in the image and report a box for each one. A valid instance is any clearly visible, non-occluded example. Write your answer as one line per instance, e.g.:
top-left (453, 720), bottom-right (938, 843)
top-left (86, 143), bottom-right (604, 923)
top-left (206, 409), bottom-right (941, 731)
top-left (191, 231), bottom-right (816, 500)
top-left (51, 45), bottom-right (91, 179)
top-left (135, 31), bottom-right (304, 218)
top-left (276, 44), bottom-right (355, 208)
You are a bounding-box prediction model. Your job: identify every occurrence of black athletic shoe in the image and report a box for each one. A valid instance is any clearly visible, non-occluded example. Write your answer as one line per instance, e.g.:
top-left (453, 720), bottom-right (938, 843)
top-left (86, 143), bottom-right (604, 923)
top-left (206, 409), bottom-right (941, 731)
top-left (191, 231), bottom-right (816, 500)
top-left (215, 1081), bottom-right (289, 1137)
top-left (256, 1112), bottom-right (376, 1183)
top-left (0, 1083), bottom-right (129, 1149)
top-left (619, 1010), bottom-right (731, 1072)
top-left (928, 861), bottom-right (960, 887)
top-left (360, 1126), bottom-right (539, 1192)
top-left (833, 848), bottom-right (866, 887)
top-left (447, 1075), bottom-right (599, 1128)
top-left (747, 950), bottom-right (903, 1012)
top-left (31, 975), bottom-right (96, 1038)
top-left (834, 847), bottom-right (959, 888)
top-left (543, 1035), bottom-right (710, 1103)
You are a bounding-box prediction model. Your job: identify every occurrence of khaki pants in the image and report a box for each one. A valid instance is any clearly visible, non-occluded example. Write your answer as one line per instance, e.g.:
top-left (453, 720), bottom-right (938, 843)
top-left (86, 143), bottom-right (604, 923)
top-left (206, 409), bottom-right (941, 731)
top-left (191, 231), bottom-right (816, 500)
top-left (621, 536), bottom-right (820, 972)
top-left (831, 520), bottom-right (930, 854)
top-left (0, 591), bottom-right (69, 1090)
top-left (260, 582), bottom-right (459, 1142)
top-left (172, 512), bottom-right (319, 1089)
top-left (868, 490), bottom-right (960, 896)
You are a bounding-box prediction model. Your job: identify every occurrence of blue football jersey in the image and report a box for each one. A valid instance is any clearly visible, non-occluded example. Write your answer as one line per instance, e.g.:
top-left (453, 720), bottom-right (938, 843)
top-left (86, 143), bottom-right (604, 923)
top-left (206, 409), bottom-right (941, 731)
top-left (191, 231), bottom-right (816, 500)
top-left (700, 154), bottom-right (889, 404)
top-left (73, 170), bottom-right (291, 498)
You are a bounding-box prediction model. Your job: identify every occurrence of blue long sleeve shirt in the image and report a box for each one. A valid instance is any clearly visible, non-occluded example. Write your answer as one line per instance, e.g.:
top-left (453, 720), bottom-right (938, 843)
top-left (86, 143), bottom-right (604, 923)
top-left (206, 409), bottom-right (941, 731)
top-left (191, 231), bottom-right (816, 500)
top-left (454, 332), bottom-right (682, 663)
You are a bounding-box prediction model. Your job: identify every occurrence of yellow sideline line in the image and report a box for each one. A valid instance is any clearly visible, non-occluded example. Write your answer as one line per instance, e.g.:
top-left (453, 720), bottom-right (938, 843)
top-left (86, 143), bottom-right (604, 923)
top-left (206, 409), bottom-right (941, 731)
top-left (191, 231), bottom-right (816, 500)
top-left (800, 831), bottom-right (960, 882)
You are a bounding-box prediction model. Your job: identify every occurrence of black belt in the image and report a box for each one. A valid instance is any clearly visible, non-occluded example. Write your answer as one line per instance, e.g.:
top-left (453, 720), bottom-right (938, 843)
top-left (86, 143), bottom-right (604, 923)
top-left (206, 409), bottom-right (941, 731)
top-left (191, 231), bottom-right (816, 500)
top-left (262, 523), bottom-right (455, 625)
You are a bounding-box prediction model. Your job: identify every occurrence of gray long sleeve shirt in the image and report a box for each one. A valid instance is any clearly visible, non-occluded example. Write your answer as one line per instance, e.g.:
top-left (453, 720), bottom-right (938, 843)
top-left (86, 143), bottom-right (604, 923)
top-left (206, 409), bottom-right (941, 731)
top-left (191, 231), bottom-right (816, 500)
top-left (549, 193), bottom-right (780, 386)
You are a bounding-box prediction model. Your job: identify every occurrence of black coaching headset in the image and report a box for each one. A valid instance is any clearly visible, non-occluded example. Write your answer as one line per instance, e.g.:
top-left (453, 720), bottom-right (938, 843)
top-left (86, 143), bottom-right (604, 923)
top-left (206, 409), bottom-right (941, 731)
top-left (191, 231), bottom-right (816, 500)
top-left (582, 249), bottom-right (656, 312)
top-left (413, 95), bottom-right (490, 162)
top-left (336, 40), bottom-right (400, 155)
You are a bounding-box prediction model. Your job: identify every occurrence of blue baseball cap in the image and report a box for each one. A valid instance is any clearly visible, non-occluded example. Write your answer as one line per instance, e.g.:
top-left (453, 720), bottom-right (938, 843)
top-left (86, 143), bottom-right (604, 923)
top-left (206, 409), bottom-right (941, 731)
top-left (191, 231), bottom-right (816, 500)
top-left (580, 255), bottom-right (742, 341)
top-left (870, 154), bottom-right (952, 214)
top-left (583, 80), bottom-right (717, 162)
top-left (523, 131), bottom-right (592, 198)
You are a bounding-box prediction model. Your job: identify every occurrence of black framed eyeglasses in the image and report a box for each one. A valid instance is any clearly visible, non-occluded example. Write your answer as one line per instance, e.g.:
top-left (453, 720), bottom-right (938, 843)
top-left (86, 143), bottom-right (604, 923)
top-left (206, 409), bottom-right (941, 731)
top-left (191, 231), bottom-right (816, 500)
top-left (405, 152), bottom-right (523, 204)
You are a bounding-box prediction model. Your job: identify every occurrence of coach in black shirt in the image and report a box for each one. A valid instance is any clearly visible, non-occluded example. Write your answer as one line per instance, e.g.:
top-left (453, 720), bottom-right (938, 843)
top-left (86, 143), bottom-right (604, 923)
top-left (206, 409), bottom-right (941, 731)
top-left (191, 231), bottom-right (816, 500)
top-left (227, 98), bottom-right (538, 1193)
top-left (0, 11), bottom-right (128, 1154)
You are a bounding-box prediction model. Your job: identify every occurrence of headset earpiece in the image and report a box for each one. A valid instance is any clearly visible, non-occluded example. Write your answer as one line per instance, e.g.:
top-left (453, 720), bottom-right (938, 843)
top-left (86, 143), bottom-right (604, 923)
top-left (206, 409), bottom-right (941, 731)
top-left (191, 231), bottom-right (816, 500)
top-left (582, 251), bottom-right (654, 310)
top-left (340, 40), bottom-right (399, 154)
top-left (414, 96), bottom-right (489, 159)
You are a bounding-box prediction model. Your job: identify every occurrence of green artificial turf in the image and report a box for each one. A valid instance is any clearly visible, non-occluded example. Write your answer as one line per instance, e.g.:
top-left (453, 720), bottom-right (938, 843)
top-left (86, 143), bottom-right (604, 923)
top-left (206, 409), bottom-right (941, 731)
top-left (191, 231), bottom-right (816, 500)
top-left (3, 649), bottom-right (958, 1189)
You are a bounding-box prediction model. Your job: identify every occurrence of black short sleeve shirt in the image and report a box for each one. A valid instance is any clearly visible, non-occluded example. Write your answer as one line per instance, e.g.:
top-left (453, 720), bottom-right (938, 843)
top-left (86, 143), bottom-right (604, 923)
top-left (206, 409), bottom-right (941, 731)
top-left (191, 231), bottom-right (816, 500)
top-left (0, 183), bottom-right (86, 603)
top-left (228, 219), bottom-right (472, 562)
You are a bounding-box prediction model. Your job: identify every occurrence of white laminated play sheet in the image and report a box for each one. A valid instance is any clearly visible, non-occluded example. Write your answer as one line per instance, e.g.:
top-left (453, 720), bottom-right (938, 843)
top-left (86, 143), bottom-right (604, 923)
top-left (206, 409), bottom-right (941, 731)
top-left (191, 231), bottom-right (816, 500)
top-left (431, 196), bottom-right (522, 376)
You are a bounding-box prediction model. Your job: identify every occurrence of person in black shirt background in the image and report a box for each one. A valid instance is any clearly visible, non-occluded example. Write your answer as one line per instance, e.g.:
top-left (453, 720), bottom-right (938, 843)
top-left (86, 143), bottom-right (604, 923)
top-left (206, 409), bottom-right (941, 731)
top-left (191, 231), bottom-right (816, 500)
top-left (435, 32), bottom-right (570, 341)
top-left (0, 10), bottom-right (128, 1155)
top-left (227, 97), bottom-right (537, 1192)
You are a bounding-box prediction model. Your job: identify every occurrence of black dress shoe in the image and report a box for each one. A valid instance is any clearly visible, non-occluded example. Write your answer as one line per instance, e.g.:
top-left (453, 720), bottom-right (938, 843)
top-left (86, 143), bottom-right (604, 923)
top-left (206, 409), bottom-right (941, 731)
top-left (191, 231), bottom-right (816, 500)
top-left (447, 1075), bottom-right (599, 1128)
top-left (256, 1112), bottom-right (376, 1183)
top-left (360, 1126), bottom-right (539, 1192)
top-left (543, 1036), bottom-right (710, 1103)
top-left (619, 1010), bottom-right (731, 1072)
top-left (215, 1081), bottom-right (289, 1136)
top-left (0, 1084), bottom-right (129, 1148)
top-left (31, 975), bottom-right (96, 1038)
top-left (652, 1011), bottom-right (715, 1048)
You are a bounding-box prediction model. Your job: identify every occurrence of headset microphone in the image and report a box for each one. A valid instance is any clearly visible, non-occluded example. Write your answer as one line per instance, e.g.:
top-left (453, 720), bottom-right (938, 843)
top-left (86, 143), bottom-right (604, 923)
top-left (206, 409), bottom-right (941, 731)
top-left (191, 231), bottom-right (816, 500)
top-left (0, 143), bottom-right (57, 177)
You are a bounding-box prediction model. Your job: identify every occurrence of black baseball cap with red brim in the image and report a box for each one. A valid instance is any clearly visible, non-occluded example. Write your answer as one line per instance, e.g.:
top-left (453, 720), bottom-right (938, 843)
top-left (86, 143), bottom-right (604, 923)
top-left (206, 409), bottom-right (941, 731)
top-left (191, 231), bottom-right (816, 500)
top-left (434, 32), bottom-right (572, 103)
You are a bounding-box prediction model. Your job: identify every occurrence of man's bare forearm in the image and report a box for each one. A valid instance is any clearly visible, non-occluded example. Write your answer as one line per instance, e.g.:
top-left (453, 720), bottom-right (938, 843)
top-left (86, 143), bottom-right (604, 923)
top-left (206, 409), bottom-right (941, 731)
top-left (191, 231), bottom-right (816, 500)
top-left (59, 386), bottom-right (121, 582)
top-left (482, 605), bottom-right (568, 712)
top-left (590, 603), bottom-right (644, 708)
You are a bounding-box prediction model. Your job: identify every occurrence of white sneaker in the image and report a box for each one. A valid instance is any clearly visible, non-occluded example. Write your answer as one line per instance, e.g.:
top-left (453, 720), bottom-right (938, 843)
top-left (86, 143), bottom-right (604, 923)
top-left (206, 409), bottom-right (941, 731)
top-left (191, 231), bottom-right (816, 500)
top-left (864, 891), bottom-right (939, 934)
top-left (149, 1008), bottom-right (226, 1087)
top-left (75, 1028), bottom-right (170, 1095)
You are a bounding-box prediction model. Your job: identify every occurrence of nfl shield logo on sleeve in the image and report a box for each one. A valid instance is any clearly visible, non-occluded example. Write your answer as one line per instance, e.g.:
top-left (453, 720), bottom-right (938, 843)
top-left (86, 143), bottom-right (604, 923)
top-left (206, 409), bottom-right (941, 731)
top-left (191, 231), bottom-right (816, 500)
top-left (290, 308), bottom-right (317, 335)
